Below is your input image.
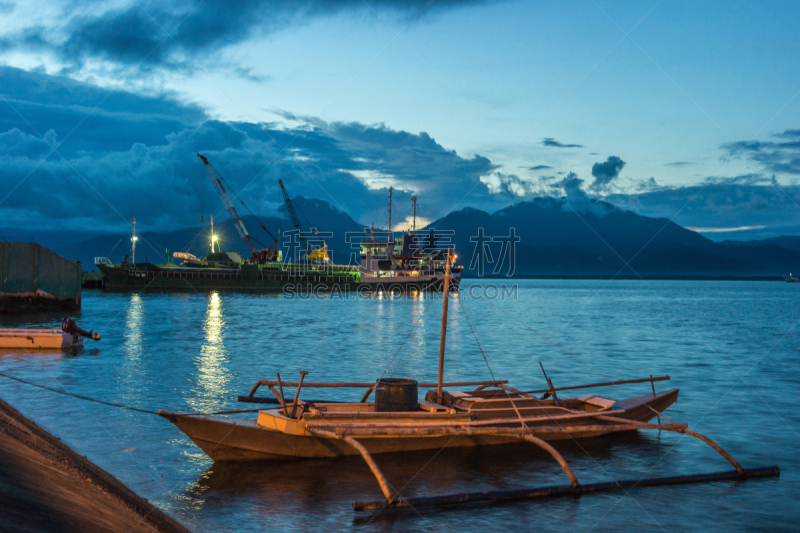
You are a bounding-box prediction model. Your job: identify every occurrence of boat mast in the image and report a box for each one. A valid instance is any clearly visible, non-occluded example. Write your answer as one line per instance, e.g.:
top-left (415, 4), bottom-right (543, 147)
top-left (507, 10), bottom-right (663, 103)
top-left (437, 249), bottom-right (452, 403)
top-left (131, 217), bottom-right (137, 264)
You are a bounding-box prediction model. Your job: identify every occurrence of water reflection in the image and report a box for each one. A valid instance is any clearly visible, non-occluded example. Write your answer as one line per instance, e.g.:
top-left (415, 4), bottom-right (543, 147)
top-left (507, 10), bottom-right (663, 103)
top-left (182, 434), bottom-right (660, 527)
top-left (189, 292), bottom-right (230, 412)
top-left (123, 293), bottom-right (144, 359)
top-left (5, 283), bottom-right (795, 532)
top-left (113, 292), bottom-right (147, 406)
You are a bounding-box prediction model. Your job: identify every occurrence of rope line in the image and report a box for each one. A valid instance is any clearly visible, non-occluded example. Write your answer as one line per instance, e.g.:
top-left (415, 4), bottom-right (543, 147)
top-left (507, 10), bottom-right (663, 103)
top-left (0, 371), bottom-right (160, 415)
top-left (0, 372), bottom-right (273, 417)
top-left (384, 295), bottom-right (437, 380)
top-left (458, 298), bottom-right (496, 381)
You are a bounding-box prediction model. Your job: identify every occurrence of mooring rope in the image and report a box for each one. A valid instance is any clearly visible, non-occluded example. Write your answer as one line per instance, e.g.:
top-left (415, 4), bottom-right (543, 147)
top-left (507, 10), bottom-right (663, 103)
top-left (384, 295), bottom-right (438, 380)
top-left (0, 371), bottom-right (160, 415)
top-left (0, 371), bottom-right (264, 417)
top-left (458, 297), bottom-right (497, 381)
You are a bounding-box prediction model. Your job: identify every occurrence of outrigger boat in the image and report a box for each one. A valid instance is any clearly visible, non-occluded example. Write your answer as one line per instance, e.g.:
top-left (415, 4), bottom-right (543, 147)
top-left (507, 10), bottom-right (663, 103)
top-left (160, 252), bottom-right (779, 511)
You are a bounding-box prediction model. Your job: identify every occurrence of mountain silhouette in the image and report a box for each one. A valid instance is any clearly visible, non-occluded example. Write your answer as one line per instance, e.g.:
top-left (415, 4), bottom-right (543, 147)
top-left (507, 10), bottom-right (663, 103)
top-left (7, 196), bottom-right (798, 278)
top-left (424, 198), bottom-right (799, 278)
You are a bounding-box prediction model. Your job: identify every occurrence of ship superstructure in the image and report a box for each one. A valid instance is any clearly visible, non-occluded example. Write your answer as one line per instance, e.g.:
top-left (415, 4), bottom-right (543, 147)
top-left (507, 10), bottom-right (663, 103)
top-left (359, 191), bottom-right (461, 291)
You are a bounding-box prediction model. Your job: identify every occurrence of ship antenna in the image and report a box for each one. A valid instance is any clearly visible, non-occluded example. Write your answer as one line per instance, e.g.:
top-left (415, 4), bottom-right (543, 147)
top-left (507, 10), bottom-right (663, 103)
top-left (388, 186), bottom-right (393, 243)
top-left (210, 214), bottom-right (216, 253)
top-left (411, 195), bottom-right (417, 232)
top-left (131, 217), bottom-right (137, 265)
top-left (437, 249), bottom-right (452, 404)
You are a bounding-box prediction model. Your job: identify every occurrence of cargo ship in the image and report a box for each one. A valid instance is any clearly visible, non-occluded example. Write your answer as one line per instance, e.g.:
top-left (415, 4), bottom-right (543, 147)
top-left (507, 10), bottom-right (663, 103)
top-left (95, 249), bottom-right (456, 293)
top-left (95, 232), bottom-right (458, 293)
top-left (96, 156), bottom-right (459, 293)
top-left (95, 257), bottom-right (361, 292)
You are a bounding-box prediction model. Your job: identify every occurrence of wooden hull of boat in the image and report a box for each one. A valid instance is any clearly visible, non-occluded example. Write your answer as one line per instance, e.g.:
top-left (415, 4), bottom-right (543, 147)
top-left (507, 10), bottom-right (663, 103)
top-left (163, 389), bottom-right (679, 462)
top-left (0, 329), bottom-right (81, 349)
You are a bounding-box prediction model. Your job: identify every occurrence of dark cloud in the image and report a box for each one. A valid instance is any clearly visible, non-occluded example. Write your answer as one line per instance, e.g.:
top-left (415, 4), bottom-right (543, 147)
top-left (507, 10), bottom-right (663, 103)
top-left (665, 161), bottom-right (693, 167)
top-left (541, 137), bottom-right (583, 149)
top-left (552, 172), bottom-right (583, 192)
top-left (0, 66), bottom-right (207, 153)
top-left (774, 130), bottom-right (800, 139)
top-left (721, 129), bottom-right (800, 175)
top-left (590, 155), bottom-right (625, 189)
top-left (10, 0), bottom-right (490, 73)
top-left (548, 172), bottom-right (612, 215)
top-left (0, 67), bottom-right (501, 231)
top-left (606, 175), bottom-right (800, 238)
top-left (636, 177), bottom-right (660, 191)
top-left (0, 128), bottom-right (57, 157)
top-left (5, 66), bottom-right (800, 240)
top-left (528, 164), bottom-right (552, 171)
top-left (490, 172), bottom-right (537, 198)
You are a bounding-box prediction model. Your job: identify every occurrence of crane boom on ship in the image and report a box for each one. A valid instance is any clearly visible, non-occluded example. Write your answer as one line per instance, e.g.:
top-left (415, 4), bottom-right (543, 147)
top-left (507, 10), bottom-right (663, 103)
top-left (198, 154), bottom-right (278, 262)
top-left (278, 179), bottom-right (328, 262)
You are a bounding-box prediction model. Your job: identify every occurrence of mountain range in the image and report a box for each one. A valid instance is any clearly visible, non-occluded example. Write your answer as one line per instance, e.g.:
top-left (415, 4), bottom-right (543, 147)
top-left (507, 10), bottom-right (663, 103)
top-left (4, 197), bottom-right (798, 279)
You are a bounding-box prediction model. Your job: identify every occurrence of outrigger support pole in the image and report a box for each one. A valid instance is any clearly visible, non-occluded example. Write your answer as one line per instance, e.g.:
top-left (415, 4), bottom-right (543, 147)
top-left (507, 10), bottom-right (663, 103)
top-left (596, 415), bottom-right (745, 475)
top-left (312, 426), bottom-right (581, 510)
top-left (519, 433), bottom-right (579, 489)
top-left (308, 428), bottom-right (395, 506)
top-left (347, 419), bottom-right (766, 512)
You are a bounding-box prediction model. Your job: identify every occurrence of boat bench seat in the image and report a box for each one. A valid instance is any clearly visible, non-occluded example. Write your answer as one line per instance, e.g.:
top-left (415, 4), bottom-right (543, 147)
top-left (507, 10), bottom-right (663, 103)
top-left (418, 399), bottom-right (457, 414)
top-left (448, 391), bottom-right (480, 401)
top-left (579, 395), bottom-right (616, 409)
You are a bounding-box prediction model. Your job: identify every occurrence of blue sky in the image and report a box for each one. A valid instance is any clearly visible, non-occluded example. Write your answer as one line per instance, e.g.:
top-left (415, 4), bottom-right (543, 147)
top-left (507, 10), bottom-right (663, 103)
top-left (1, 0), bottom-right (800, 238)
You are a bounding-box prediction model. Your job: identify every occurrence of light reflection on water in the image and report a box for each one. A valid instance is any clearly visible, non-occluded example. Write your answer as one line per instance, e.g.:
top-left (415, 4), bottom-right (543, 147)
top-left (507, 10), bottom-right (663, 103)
top-left (0, 281), bottom-right (796, 532)
top-left (189, 292), bottom-right (230, 413)
top-left (123, 293), bottom-right (144, 358)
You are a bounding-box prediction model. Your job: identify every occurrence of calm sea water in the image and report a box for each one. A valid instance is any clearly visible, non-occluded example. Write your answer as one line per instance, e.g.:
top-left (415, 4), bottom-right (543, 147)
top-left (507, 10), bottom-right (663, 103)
top-left (0, 280), bottom-right (797, 532)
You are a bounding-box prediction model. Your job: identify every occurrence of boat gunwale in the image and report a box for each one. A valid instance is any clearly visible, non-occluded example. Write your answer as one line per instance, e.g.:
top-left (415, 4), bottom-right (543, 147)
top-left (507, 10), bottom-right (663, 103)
top-left (251, 388), bottom-right (678, 430)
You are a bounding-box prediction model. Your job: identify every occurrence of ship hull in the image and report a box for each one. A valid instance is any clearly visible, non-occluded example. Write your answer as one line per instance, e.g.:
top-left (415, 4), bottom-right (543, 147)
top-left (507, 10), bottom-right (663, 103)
top-left (98, 264), bottom-right (459, 293)
top-left (97, 263), bottom-right (358, 292)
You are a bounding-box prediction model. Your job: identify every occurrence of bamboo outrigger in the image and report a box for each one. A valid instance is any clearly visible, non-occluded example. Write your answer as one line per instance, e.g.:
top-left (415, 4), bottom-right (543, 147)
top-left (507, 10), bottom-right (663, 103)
top-left (159, 251), bottom-right (779, 511)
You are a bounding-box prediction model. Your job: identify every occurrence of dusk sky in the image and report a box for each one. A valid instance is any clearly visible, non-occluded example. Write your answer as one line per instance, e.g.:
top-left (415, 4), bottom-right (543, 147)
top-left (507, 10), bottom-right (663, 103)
top-left (1, 0), bottom-right (800, 239)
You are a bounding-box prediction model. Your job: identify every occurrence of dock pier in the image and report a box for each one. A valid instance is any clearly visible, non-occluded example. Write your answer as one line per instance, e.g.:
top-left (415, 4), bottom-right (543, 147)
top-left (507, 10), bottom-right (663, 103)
top-left (0, 396), bottom-right (189, 532)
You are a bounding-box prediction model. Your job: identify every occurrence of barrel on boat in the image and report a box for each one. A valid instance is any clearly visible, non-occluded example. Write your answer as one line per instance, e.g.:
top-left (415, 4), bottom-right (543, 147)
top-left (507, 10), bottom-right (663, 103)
top-left (375, 378), bottom-right (419, 412)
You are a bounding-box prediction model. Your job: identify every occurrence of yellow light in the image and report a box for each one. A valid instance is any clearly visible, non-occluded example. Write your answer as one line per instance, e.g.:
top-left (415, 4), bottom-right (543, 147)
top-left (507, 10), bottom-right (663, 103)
top-left (212, 235), bottom-right (218, 242)
top-left (131, 236), bottom-right (138, 241)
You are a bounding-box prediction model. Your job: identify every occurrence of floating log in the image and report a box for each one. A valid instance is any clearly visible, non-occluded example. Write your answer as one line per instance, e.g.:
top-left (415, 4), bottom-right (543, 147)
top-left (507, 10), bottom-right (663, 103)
top-left (353, 466), bottom-right (780, 511)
